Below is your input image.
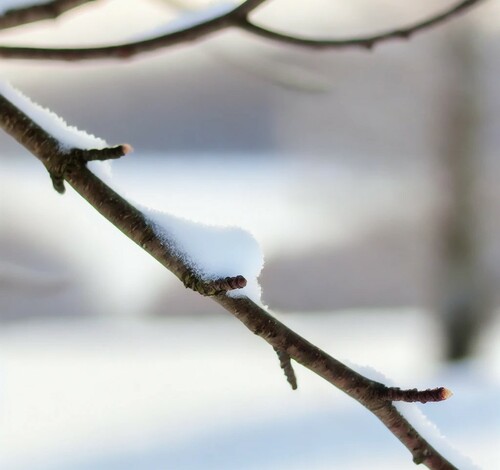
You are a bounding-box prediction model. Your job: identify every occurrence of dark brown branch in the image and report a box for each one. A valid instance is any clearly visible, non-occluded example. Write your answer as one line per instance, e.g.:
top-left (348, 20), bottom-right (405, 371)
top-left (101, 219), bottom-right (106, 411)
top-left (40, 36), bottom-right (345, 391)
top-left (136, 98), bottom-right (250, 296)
top-left (80, 143), bottom-right (133, 162)
top-left (386, 387), bottom-right (453, 404)
top-left (239, 0), bottom-right (484, 50)
top-left (0, 1), bottom-right (256, 61)
top-left (183, 273), bottom-right (247, 296)
top-left (0, 0), bottom-right (96, 31)
top-left (0, 0), bottom-right (484, 61)
top-left (215, 295), bottom-right (458, 469)
top-left (49, 145), bottom-right (131, 193)
top-left (0, 90), bottom-right (459, 470)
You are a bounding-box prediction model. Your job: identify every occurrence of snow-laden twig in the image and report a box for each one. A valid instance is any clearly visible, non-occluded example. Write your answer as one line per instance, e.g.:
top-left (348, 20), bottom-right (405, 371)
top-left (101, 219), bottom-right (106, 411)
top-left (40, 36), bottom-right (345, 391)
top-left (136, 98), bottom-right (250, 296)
top-left (0, 83), bottom-right (250, 295)
top-left (0, 0), bottom-right (484, 60)
top-left (0, 80), bottom-right (106, 150)
top-left (142, 206), bottom-right (263, 301)
top-left (0, 84), bottom-right (464, 470)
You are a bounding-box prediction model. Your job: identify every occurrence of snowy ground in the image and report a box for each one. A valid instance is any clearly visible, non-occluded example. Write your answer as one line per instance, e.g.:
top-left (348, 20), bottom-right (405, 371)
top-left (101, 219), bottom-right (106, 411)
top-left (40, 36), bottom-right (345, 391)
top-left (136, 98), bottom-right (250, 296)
top-left (0, 310), bottom-right (498, 470)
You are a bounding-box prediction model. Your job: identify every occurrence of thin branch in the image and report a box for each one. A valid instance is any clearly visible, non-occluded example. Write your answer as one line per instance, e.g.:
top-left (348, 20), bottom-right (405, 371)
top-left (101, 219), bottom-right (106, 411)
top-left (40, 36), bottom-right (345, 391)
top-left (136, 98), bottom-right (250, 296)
top-left (215, 295), bottom-right (458, 469)
top-left (0, 1), bottom-right (259, 61)
top-left (274, 347), bottom-right (297, 390)
top-left (386, 387), bottom-right (453, 404)
top-left (0, 0), bottom-right (485, 61)
top-left (239, 0), bottom-right (485, 50)
top-left (0, 90), bottom-right (460, 470)
top-left (81, 143), bottom-right (133, 162)
top-left (0, 0), bottom-right (96, 31)
top-left (0, 93), bottom-right (245, 297)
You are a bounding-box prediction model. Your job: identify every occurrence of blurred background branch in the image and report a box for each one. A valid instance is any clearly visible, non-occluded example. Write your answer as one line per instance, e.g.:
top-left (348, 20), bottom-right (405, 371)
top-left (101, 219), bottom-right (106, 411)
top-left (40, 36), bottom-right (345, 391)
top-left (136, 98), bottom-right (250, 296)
top-left (0, 0), bottom-right (96, 31)
top-left (0, 0), bottom-right (485, 59)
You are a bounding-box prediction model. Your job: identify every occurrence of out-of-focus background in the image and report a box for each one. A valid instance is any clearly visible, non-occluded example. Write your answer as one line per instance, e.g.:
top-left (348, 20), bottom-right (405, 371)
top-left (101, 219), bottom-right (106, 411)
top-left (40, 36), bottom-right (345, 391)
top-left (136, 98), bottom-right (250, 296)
top-left (1, 1), bottom-right (499, 469)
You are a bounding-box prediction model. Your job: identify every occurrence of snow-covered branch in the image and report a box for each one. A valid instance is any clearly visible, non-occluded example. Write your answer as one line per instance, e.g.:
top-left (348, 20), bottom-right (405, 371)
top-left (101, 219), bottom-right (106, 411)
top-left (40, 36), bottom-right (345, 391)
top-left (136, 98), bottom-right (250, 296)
top-left (0, 84), bottom-right (462, 470)
top-left (0, 83), bottom-right (247, 296)
top-left (0, 0), bottom-right (484, 60)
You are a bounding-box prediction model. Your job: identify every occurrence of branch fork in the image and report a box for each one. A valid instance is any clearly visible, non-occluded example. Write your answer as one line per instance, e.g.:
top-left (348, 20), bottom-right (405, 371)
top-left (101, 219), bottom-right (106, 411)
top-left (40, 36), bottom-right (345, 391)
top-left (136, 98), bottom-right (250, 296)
top-left (0, 0), bottom-right (484, 60)
top-left (47, 144), bottom-right (131, 193)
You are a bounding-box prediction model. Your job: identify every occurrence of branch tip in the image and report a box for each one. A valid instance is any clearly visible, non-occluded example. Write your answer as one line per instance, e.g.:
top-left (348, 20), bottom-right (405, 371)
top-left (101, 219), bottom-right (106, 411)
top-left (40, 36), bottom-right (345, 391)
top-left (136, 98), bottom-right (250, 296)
top-left (121, 143), bottom-right (133, 154)
top-left (229, 274), bottom-right (247, 289)
top-left (83, 144), bottom-right (130, 162)
top-left (440, 387), bottom-right (454, 400)
top-left (49, 172), bottom-right (66, 193)
top-left (274, 347), bottom-right (298, 390)
top-left (386, 386), bottom-right (453, 403)
top-left (183, 273), bottom-right (247, 296)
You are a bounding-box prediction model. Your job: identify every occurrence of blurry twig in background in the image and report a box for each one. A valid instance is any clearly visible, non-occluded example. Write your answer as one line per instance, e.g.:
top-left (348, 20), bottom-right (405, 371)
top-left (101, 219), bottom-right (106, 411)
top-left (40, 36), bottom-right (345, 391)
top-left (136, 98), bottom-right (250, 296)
top-left (238, 0), bottom-right (485, 50)
top-left (0, 0), bottom-right (485, 60)
top-left (0, 0), bottom-right (96, 31)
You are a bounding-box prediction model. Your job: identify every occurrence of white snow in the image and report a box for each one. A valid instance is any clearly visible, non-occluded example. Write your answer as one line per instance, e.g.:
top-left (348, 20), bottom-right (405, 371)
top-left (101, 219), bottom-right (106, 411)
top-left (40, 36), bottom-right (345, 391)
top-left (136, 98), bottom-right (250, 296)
top-left (396, 403), bottom-right (481, 470)
top-left (142, 206), bottom-right (263, 301)
top-left (0, 0), bottom-right (50, 14)
top-left (347, 363), bottom-right (482, 470)
top-left (0, 80), bottom-right (107, 151)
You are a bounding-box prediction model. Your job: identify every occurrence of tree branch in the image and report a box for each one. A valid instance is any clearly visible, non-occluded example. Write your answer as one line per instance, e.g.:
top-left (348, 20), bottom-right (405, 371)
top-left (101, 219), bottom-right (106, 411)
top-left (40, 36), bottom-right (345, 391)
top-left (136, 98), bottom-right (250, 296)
top-left (239, 0), bottom-right (485, 50)
top-left (0, 0), bottom-right (484, 61)
top-left (0, 89), bottom-right (460, 470)
top-left (0, 0), bottom-right (96, 31)
top-left (0, 93), bottom-right (245, 296)
top-left (0, 1), bottom-right (259, 61)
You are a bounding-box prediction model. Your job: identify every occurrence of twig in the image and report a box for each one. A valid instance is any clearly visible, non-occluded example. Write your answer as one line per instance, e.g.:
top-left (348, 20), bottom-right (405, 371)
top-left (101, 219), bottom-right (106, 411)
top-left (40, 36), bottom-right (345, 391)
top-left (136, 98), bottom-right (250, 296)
top-left (274, 347), bottom-right (297, 390)
top-left (0, 89), bottom-right (460, 470)
top-left (0, 1), bottom-right (259, 61)
top-left (0, 0), bottom-right (484, 61)
top-left (239, 0), bottom-right (484, 50)
top-left (215, 295), bottom-right (458, 469)
top-left (0, 0), bottom-right (96, 31)
top-left (386, 387), bottom-right (453, 404)
top-left (0, 93), bottom-right (244, 297)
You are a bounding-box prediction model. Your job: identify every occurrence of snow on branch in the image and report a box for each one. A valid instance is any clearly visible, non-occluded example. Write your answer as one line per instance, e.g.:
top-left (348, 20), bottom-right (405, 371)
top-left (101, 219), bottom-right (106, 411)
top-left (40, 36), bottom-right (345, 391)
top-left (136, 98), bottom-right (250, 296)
top-left (0, 84), bottom-right (250, 295)
top-left (0, 0), bottom-right (485, 60)
top-left (0, 80), bottom-right (106, 151)
top-left (143, 207), bottom-right (263, 301)
top-left (0, 84), bottom-right (468, 469)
